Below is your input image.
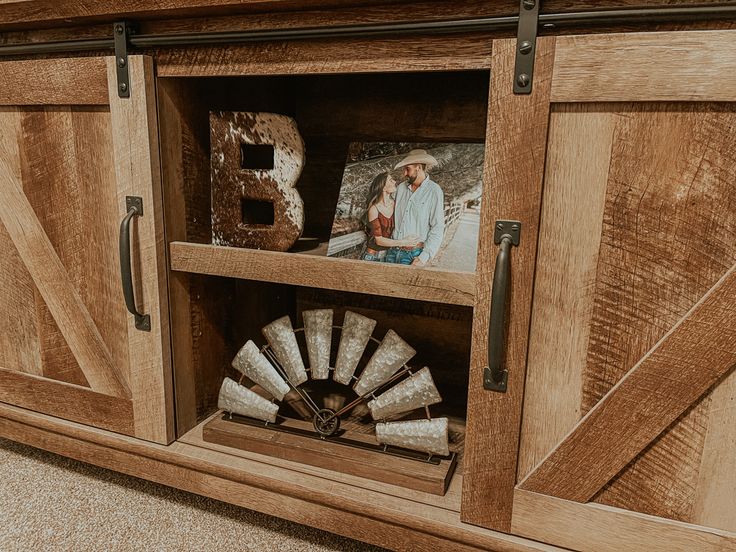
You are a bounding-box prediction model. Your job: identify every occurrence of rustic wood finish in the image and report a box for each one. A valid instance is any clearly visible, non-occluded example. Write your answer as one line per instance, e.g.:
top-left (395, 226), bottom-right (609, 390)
top-left (107, 56), bottom-right (175, 444)
top-left (203, 413), bottom-right (457, 496)
top-left (154, 34), bottom-right (491, 76)
top-left (520, 261), bottom-right (736, 501)
top-left (170, 242), bottom-right (476, 307)
top-left (0, 58), bottom-right (109, 105)
top-left (0, 108), bottom-right (129, 398)
top-left (551, 30), bottom-right (736, 102)
top-left (460, 36), bottom-right (554, 532)
top-left (579, 103), bottom-right (736, 520)
top-left (0, 367), bottom-right (134, 434)
top-left (19, 106), bottom-right (128, 389)
top-left (517, 105), bottom-right (615, 479)
top-left (511, 490), bottom-right (736, 552)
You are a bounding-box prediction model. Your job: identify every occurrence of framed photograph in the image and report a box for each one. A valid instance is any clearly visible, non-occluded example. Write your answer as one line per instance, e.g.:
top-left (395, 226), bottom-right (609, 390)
top-left (327, 142), bottom-right (485, 272)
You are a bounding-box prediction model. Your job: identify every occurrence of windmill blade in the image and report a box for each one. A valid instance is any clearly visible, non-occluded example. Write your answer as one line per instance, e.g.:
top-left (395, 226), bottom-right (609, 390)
top-left (218, 377), bottom-right (279, 423)
top-left (262, 315), bottom-right (307, 385)
top-left (333, 311), bottom-right (376, 385)
top-left (232, 340), bottom-right (290, 401)
top-left (375, 418), bottom-right (449, 456)
top-left (368, 367), bottom-right (442, 420)
top-left (353, 329), bottom-right (415, 396)
top-left (303, 309), bottom-right (333, 380)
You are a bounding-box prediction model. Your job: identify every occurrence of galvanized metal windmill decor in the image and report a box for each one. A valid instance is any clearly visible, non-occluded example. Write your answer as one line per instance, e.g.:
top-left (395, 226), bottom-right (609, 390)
top-left (217, 309), bottom-right (451, 460)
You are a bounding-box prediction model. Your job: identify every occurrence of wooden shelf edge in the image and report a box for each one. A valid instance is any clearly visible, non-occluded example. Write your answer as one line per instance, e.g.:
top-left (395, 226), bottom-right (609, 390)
top-left (0, 402), bottom-right (562, 552)
top-left (169, 241), bottom-right (476, 307)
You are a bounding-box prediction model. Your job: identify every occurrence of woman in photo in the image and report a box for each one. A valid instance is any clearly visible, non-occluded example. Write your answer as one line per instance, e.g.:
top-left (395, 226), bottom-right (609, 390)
top-left (361, 172), bottom-right (421, 262)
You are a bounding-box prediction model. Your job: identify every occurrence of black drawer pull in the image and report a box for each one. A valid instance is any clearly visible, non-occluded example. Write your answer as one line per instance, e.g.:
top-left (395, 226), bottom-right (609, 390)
top-left (483, 220), bottom-right (521, 392)
top-left (119, 196), bottom-right (151, 332)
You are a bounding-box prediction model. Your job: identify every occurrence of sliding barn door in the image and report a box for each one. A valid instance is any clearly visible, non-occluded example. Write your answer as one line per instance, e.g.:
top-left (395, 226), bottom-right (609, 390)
top-left (0, 56), bottom-right (174, 444)
top-left (463, 30), bottom-right (736, 550)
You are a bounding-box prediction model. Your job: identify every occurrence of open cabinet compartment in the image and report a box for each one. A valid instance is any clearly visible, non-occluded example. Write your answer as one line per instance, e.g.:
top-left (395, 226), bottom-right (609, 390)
top-left (157, 69), bottom-right (489, 501)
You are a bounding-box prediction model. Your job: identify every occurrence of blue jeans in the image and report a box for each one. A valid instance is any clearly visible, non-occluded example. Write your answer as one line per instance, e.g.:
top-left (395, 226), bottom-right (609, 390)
top-left (361, 249), bottom-right (386, 262)
top-left (385, 247), bottom-right (423, 265)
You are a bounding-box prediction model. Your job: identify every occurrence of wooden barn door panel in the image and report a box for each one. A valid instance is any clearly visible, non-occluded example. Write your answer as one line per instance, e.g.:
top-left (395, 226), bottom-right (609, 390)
top-left (0, 57), bottom-right (173, 444)
top-left (513, 30), bottom-right (736, 547)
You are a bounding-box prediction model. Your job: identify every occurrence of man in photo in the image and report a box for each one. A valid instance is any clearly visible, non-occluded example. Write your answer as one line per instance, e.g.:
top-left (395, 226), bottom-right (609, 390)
top-left (386, 149), bottom-right (445, 266)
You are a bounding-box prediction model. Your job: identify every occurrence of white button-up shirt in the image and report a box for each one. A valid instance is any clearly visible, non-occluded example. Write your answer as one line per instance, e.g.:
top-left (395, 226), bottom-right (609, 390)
top-left (392, 176), bottom-right (445, 263)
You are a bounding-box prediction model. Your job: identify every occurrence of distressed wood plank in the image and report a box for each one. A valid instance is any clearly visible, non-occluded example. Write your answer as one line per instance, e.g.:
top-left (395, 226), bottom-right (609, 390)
top-left (691, 368), bottom-right (736, 532)
top-left (0, 214), bottom-right (41, 376)
top-left (108, 56), bottom-right (175, 444)
top-left (512, 490), bottom-right (735, 552)
top-left (170, 241), bottom-right (476, 307)
top-left (552, 31), bottom-right (736, 102)
top-left (155, 34), bottom-right (491, 76)
top-left (0, 367), bottom-right (134, 435)
top-left (0, 58), bottom-right (109, 105)
top-left (520, 262), bottom-right (736, 501)
top-left (581, 104), bottom-right (736, 520)
top-left (460, 36), bottom-right (555, 532)
top-left (0, 108), bottom-right (129, 398)
top-left (517, 106), bottom-right (615, 479)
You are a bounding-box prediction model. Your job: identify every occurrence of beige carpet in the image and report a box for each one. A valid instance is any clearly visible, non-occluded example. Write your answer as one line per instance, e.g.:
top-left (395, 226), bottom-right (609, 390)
top-left (0, 437), bottom-right (386, 552)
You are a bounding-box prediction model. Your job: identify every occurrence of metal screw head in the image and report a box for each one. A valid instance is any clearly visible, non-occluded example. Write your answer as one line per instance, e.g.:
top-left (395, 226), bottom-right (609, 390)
top-left (516, 73), bottom-right (530, 88)
top-left (119, 83), bottom-right (128, 93)
top-left (115, 24), bottom-right (124, 34)
top-left (519, 40), bottom-right (533, 55)
top-left (496, 223), bottom-right (504, 230)
top-left (118, 57), bottom-right (126, 67)
top-left (522, 0), bottom-right (536, 10)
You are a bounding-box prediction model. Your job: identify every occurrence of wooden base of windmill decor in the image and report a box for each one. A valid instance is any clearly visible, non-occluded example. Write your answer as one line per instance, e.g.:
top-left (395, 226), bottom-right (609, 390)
top-left (202, 309), bottom-right (461, 495)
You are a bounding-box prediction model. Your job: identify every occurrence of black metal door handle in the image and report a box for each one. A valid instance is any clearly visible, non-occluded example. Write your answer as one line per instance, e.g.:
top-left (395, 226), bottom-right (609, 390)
top-left (119, 196), bottom-right (151, 332)
top-left (484, 220), bottom-right (521, 392)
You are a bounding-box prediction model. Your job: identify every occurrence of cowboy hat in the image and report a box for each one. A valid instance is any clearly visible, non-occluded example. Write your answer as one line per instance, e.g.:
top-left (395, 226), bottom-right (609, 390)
top-left (393, 149), bottom-right (438, 170)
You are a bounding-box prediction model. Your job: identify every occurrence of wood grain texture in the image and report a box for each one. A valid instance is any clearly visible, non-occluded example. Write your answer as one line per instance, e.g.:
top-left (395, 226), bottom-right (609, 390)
top-left (0, 58), bottom-right (108, 105)
top-left (203, 413), bottom-right (456, 496)
top-left (155, 33), bottom-right (491, 76)
top-left (691, 368), bottom-right (736, 532)
top-left (511, 490), bottom-right (735, 552)
top-left (157, 78), bottom-right (204, 437)
top-left (0, 108), bottom-right (129, 398)
top-left (0, 402), bottom-right (565, 552)
top-left (552, 30), bottom-right (736, 102)
top-left (0, 0), bottom-right (723, 31)
top-left (0, 204), bottom-right (41, 376)
top-left (581, 104), bottom-right (736, 520)
top-left (107, 56), bottom-right (175, 444)
top-left (170, 241), bottom-right (476, 307)
top-left (17, 106), bottom-right (129, 389)
top-left (0, 367), bottom-right (134, 434)
top-left (520, 261), bottom-right (736, 501)
top-left (460, 36), bottom-right (555, 532)
top-left (517, 106), bottom-right (615, 479)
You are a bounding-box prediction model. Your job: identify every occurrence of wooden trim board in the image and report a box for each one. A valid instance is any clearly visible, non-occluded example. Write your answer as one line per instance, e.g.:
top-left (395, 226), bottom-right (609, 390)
top-left (0, 367), bottom-right (134, 434)
top-left (202, 412), bottom-right (457, 496)
top-left (512, 490), bottom-right (735, 552)
top-left (169, 241), bottom-right (476, 306)
top-left (0, 58), bottom-right (109, 106)
top-left (552, 30), bottom-right (736, 102)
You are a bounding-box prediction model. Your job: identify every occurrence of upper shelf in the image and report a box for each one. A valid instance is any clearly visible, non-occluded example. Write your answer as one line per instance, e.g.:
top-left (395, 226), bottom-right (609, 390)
top-left (169, 242), bottom-right (476, 306)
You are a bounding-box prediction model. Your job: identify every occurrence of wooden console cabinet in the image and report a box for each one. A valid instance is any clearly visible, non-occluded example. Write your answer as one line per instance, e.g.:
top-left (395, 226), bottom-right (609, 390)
top-left (0, 3), bottom-right (734, 551)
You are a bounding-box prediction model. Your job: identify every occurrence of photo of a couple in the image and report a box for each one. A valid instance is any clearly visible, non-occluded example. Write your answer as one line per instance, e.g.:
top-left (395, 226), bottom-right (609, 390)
top-left (328, 142), bottom-right (485, 272)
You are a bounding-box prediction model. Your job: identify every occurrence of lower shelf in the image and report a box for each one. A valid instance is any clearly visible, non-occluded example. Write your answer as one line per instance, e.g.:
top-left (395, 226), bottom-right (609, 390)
top-left (203, 411), bottom-right (458, 495)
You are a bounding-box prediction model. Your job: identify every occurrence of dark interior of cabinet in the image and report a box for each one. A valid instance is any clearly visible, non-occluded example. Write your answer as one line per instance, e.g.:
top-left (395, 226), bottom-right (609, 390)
top-left (158, 71), bottom-right (488, 473)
